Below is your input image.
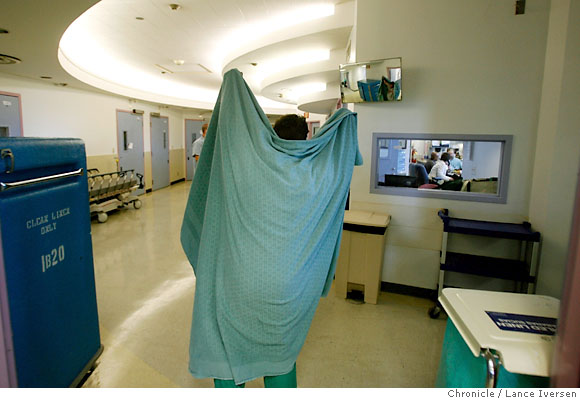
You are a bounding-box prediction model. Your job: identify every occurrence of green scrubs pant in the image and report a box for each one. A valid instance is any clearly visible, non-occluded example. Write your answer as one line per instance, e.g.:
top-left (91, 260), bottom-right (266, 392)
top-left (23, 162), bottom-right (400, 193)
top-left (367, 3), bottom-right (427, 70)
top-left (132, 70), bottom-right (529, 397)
top-left (214, 364), bottom-right (297, 388)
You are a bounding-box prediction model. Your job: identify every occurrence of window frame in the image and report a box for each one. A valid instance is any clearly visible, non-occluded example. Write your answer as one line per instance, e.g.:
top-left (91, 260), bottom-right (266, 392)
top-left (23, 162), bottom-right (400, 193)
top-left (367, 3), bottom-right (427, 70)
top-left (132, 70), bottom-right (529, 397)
top-left (370, 133), bottom-right (513, 204)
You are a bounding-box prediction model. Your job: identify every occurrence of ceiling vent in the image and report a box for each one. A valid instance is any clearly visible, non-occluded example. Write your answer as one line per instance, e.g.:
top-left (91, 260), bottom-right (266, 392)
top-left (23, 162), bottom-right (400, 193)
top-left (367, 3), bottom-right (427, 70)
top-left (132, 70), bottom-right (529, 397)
top-left (156, 63), bottom-right (212, 74)
top-left (154, 64), bottom-right (174, 74)
top-left (0, 54), bottom-right (21, 65)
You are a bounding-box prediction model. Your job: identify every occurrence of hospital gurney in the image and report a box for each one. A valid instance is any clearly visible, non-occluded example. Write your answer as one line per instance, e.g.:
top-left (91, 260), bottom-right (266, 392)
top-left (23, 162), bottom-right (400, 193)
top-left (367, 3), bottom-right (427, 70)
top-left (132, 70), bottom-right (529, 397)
top-left (87, 169), bottom-right (143, 222)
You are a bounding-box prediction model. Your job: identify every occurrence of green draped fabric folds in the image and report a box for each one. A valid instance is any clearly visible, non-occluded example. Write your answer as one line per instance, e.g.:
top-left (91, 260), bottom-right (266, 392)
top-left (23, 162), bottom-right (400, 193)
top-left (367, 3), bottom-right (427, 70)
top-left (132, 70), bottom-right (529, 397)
top-left (180, 69), bottom-right (362, 384)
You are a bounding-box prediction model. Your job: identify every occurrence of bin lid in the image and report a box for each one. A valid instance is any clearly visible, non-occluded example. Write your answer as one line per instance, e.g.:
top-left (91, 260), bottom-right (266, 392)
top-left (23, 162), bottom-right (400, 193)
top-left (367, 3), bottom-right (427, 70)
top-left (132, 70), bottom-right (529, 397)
top-left (343, 210), bottom-right (390, 228)
top-left (440, 288), bottom-right (559, 377)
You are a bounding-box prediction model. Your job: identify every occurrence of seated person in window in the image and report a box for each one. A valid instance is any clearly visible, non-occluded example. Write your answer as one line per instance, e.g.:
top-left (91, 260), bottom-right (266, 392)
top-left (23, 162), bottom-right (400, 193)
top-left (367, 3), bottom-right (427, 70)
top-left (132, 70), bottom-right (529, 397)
top-left (447, 148), bottom-right (463, 170)
top-left (429, 152), bottom-right (454, 184)
top-left (424, 152), bottom-right (438, 174)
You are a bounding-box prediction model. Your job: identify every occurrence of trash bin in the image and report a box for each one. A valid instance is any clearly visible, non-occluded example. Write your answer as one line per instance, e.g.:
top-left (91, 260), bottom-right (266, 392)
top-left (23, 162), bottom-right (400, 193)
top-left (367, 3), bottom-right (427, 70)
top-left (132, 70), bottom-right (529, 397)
top-left (436, 288), bottom-right (558, 388)
top-left (0, 138), bottom-right (102, 387)
top-left (334, 210), bottom-right (390, 304)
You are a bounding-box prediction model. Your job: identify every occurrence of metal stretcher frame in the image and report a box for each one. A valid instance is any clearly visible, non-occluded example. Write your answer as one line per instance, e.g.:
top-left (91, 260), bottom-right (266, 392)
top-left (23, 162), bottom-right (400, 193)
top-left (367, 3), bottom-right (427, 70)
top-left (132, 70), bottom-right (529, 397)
top-left (87, 169), bottom-right (144, 222)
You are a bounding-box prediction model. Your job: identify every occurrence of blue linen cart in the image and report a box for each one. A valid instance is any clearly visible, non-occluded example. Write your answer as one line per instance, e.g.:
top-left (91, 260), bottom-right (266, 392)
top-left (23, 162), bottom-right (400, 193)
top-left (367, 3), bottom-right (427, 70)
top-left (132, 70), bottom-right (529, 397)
top-left (0, 138), bottom-right (102, 387)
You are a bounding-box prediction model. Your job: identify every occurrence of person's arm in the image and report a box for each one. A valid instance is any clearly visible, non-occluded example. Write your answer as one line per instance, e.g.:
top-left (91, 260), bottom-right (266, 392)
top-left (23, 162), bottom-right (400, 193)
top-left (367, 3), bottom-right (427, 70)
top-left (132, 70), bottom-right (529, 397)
top-left (432, 162), bottom-right (452, 181)
top-left (192, 140), bottom-right (201, 161)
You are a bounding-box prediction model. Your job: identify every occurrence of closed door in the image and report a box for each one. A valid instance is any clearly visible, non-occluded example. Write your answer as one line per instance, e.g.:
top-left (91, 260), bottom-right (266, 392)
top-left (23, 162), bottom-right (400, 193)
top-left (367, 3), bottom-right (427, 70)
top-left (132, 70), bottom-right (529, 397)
top-left (185, 119), bottom-right (203, 180)
top-left (116, 111), bottom-right (145, 195)
top-left (0, 93), bottom-right (22, 137)
top-left (151, 115), bottom-right (170, 190)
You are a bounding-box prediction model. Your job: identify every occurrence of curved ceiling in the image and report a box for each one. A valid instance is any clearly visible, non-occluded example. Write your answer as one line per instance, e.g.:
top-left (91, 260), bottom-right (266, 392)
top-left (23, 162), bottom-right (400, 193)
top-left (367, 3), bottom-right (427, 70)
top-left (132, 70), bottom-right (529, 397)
top-left (58, 0), bottom-right (354, 115)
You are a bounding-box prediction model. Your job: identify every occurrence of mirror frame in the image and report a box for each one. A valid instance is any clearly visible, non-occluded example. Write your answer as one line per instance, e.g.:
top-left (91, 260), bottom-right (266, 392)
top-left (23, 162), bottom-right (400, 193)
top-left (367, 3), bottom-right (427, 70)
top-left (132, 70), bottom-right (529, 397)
top-left (370, 133), bottom-right (513, 204)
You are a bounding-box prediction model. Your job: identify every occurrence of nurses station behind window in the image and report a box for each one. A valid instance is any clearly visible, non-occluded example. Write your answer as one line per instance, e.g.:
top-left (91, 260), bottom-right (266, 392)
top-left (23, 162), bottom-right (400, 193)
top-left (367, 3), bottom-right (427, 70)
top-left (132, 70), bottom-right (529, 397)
top-left (370, 133), bottom-right (513, 204)
top-left (0, 138), bottom-right (102, 387)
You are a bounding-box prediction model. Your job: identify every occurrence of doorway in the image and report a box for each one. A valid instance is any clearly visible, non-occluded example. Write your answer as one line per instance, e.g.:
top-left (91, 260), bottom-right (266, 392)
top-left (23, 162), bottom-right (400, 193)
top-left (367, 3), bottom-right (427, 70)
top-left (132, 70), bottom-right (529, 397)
top-left (0, 92), bottom-right (23, 137)
top-left (116, 110), bottom-right (145, 196)
top-left (150, 115), bottom-right (170, 190)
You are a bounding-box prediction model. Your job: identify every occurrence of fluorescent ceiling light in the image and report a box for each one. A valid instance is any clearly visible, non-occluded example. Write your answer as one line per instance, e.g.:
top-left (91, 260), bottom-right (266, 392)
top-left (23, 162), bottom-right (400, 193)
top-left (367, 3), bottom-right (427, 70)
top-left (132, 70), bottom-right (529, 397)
top-left (214, 3), bottom-right (335, 69)
top-left (257, 49), bottom-right (330, 83)
top-left (59, 14), bottom-right (218, 103)
top-left (280, 82), bottom-right (327, 102)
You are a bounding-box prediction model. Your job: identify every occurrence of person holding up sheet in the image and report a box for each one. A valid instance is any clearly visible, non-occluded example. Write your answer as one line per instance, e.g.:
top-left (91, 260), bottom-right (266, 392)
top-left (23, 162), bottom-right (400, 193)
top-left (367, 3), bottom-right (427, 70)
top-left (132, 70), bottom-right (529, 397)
top-left (181, 69), bottom-right (362, 388)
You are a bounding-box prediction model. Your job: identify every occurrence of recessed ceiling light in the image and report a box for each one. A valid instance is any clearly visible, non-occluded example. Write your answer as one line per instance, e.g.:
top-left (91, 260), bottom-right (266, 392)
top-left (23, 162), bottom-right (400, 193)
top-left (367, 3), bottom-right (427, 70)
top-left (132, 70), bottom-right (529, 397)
top-left (0, 28), bottom-right (9, 34)
top-left (0, 54), bottom-right (21, 64)
top-left (173, 59), bottom-right (185, 65)
top-left (40, 76), bottom-right (53, 79)
top-left (169, 4), bottom-right (181, 11)
top-left (250, 63), bottom-right (258, 67)
top-left (136, 16), bottom-right (144, 20)
top-left (54, 83), bottom-right (68, 87)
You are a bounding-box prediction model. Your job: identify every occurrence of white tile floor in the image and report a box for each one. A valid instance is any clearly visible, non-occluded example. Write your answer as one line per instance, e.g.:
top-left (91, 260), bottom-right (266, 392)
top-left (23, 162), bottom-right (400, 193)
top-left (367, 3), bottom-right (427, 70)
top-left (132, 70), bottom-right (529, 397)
top-left (82, 181), bottom-right (447, 388)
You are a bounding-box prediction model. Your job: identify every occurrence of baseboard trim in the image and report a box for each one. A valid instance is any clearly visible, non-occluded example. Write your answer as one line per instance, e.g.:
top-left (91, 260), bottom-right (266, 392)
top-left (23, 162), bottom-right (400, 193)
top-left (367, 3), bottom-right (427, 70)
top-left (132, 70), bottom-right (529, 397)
top-left (381, 282), bottom-right (437, 300)
top-left (171, 178), bottom-right (185, 185)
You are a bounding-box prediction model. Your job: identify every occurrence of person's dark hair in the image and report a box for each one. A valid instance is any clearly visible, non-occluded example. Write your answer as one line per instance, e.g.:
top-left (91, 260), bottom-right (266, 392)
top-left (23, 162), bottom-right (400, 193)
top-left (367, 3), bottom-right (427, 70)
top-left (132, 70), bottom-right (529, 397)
top-left (430, 152), bottom-right (439, 161)
top-left (441, 152), bottom-right (451, 162)
top-left (273, 114), bottom-right (308, 140)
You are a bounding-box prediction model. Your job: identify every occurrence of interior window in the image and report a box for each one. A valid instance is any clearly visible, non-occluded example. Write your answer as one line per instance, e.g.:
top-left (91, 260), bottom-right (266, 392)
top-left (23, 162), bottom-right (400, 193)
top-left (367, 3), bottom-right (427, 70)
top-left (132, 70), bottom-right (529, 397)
top-left (370, 134), bottom-right (512, 203)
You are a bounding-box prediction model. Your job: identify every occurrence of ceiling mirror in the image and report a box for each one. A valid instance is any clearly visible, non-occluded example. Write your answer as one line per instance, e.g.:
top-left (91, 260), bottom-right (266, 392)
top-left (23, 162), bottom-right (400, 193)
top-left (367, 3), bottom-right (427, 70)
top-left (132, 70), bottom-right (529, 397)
top-left (340, 57), bottom-right (402, 103)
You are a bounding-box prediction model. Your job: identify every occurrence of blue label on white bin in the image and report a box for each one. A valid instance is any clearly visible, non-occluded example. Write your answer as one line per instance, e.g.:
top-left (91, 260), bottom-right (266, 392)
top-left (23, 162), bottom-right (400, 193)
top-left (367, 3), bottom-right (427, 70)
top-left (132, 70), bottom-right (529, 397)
top-left (486, 311), bottom-right (557, 335)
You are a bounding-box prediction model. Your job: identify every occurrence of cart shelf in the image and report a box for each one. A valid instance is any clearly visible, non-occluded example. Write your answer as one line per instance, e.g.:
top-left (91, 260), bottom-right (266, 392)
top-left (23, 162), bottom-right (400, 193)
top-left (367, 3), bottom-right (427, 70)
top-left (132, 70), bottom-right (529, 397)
top-left (438, 210), bottom-right (540, 242)
top-left (442, 252), bottom-right (535, 282)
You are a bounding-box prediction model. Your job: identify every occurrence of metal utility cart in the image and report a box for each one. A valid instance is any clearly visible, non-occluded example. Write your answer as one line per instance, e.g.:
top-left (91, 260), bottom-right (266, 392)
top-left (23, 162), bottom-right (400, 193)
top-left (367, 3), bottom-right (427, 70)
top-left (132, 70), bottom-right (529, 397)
top-left (87, 168), bottom-right (143, 223)
top-left (429, 209), bottom-right (541, 319)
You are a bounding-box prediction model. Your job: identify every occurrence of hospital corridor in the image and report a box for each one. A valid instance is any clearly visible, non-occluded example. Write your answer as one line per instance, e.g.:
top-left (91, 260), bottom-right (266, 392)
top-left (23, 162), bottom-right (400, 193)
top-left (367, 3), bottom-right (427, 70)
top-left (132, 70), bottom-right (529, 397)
top-left (1, 0), bottom-right (579, 391)
top-left (83, 181), bottom-right (446, 388)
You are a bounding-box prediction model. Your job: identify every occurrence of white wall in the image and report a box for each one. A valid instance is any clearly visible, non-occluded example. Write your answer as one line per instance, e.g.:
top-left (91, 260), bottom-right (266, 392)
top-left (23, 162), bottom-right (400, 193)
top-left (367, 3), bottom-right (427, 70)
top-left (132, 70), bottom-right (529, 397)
top-left (529, 0), bottom-right (580, 298)
top-left (352, 1), bottom-right (552, 290)
top-left (0, 74), bottom-right (186, 156)
top-left (462, 141), bottom-right (501, 180)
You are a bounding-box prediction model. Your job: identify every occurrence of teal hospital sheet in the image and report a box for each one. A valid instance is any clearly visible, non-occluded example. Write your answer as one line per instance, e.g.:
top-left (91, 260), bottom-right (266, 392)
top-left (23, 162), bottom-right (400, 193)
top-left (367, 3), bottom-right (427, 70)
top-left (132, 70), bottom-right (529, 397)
top-left (180, 68), bottom-right (362, 384)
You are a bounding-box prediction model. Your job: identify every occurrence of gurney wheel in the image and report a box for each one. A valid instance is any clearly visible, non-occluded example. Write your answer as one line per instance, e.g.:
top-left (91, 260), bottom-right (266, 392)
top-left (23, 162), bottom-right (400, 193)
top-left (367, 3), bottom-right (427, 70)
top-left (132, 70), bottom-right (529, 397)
top-left (428, 305), bottom-right (441, 319)
top-left (133, 200), bottom-right (142, 209)
top-left (97, 212), bottom-right (108, 223)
